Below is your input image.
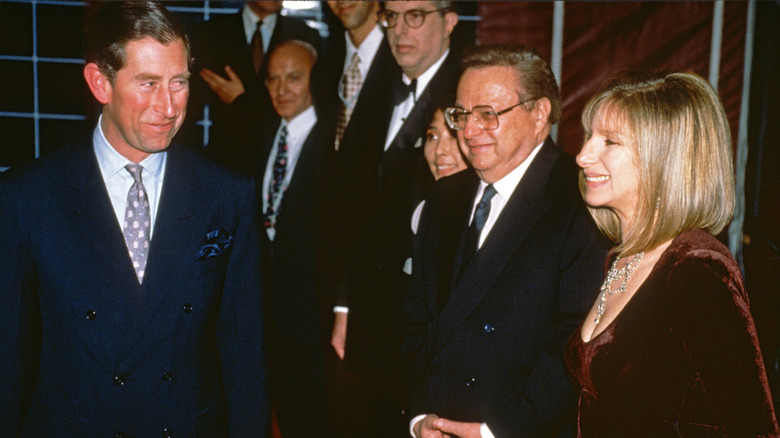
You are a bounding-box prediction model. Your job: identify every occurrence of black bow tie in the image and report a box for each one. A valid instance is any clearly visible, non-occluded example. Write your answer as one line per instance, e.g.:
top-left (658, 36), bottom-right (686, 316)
top-left (392, 78), bottom-right (417, 106)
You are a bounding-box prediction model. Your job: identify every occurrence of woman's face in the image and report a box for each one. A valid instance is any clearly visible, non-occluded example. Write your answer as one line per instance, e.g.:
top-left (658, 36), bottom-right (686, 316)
top-left (424, 110), bottom-right (468, 180)
top-left (576, 112), bottom-right (640, 226)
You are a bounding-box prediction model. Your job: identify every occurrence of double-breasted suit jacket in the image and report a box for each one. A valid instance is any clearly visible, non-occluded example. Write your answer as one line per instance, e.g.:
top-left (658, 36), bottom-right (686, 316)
top-left (0, 139), bottom-right (268, 437)
top-left (182, 11), bottom-right (321, 174)
top-left (403, 139), bottom-right (607, 437)
top-left (255, 117), bottom-right (332, 437)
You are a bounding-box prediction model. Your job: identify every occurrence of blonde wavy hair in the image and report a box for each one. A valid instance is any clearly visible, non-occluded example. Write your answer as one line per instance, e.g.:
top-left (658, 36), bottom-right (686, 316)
top-left (580, 71), bottom-right (735, 256)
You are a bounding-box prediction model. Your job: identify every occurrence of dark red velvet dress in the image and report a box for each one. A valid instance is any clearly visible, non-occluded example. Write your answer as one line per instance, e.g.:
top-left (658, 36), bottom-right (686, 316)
top-left (565, 230), bottom-right (779, 437)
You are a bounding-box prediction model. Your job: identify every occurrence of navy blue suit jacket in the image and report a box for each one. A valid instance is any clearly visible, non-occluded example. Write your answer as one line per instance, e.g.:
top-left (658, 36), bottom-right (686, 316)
top-left (0, 138), bottom-right (269, 437)
top-left (402, 139), bottom-right (607, 437)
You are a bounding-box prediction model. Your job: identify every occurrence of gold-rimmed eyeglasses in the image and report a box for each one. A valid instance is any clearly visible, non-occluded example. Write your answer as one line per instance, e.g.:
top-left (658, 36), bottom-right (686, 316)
top-left (444, 98), bottom-right (536, 131)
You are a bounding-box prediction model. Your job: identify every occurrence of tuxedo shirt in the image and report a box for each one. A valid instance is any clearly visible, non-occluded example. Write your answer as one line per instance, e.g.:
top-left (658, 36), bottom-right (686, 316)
top-left (385, 48), bottom-right (451, 150)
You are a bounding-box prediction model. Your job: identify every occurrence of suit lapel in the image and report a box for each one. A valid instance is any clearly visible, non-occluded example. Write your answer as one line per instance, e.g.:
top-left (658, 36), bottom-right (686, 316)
top-left (432, 141), bottom-right (561, 354)
top-left (60, 140), bottom-right (142, 288)
top-left (128, 145), bottom-right (205, 336)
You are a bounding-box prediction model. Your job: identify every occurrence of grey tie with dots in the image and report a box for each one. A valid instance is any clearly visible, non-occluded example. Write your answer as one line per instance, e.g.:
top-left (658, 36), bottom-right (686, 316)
top-left (123, 164), bottom-right (150, 283)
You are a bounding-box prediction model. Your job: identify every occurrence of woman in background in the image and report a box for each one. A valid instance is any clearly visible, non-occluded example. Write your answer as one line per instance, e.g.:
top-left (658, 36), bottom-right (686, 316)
top-left (565, 71), bottom-right (779, 437)
top-left (423, 107), bottom-right (468, 181)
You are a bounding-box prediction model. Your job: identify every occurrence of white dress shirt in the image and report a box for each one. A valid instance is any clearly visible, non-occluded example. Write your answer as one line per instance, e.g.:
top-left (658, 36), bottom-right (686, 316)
top-left (93, 115), bottom-right (166, 241)
top-left (410, 140), bottom-right (545, 438)
top-left (262, 106), bottom-right (317, 240)
top-left (384, 48), bottom-right (450, 150)
top-left (242, 5), bottom-right (277, 51)
top-left (343, 24), bottom-right (384, 84)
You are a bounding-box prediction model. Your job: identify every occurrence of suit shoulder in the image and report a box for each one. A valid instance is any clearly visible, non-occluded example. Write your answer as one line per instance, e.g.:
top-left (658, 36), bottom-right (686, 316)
top-left (170, 144), bottom-right (255, 189)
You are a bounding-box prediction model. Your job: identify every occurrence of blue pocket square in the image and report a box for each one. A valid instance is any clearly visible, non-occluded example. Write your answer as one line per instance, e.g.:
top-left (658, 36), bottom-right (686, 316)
top-left (195, 227), bottom-right (233, 261)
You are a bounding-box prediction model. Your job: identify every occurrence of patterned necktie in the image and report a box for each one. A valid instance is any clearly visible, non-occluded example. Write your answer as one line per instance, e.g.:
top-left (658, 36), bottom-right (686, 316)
top-left (251, 19), bottom-right (264, 74)
top-left (264, 125), bottom-right (289, 231)
top-left (334, 53), bottom-right (362, 151)
top-left (123, 164), bottom-right (151, 283)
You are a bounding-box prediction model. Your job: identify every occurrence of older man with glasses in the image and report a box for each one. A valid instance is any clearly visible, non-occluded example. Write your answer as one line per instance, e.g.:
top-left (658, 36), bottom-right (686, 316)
top-left (401, 44), bottom-right (607, 438)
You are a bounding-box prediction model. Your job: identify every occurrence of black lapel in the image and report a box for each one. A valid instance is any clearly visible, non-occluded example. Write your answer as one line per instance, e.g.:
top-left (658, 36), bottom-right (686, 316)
top-left (432, 140), bottom-right (562, 354)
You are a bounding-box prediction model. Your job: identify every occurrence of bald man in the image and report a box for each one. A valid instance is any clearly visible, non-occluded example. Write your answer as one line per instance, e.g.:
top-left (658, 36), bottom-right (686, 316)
top-left (257, 40), bottom-right (333, 438)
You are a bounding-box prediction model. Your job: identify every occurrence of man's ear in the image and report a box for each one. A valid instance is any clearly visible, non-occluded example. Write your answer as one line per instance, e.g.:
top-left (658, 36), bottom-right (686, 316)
top-left (444, 10), bottom-right (458, 39)
top-left (83, 63), bottom-right (112, 105)
top-left (533, 97), bottom-right (552, 129)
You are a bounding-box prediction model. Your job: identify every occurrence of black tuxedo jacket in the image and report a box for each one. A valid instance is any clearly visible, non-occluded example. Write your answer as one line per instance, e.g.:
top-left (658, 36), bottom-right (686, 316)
top-left (255, 116), bottom-right (332, 438)
top-left (326, 50), bottom-right (460, 372)
top-left (402, 139), bottom-right (608, 437)
top-left (0, 138), bottom-right (268, 437)
top-left (183, 11), bottom-right (321, 175)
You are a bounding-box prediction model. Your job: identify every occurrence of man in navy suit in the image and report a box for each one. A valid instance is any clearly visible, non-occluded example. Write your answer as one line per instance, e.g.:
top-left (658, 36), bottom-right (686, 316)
top-left (0, 2), bottom-right (269, 436)
top-left (403, 44), bottom-right (606, 438)
top-left (257, 40), bottom-right (333, 438)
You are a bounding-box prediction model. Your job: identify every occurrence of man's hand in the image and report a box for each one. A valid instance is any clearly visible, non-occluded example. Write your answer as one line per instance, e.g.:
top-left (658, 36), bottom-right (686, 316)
top-left (331, 312), bottom-right (347, 360)
top-left (199, 65), bottom-right (246, 104)
top-left (413, 414), bottom-right (447, 438)
top-left (435, 418), bottom-right (482, 438)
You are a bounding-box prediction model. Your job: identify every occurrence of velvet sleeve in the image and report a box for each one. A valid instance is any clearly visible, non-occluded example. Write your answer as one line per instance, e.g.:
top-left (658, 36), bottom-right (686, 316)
top-left (668, 250), bottom-right (779, 436)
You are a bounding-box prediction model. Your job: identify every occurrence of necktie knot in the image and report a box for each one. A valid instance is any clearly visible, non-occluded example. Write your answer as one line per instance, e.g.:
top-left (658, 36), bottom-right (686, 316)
top-left (125, 163), bottom-right (143, 184)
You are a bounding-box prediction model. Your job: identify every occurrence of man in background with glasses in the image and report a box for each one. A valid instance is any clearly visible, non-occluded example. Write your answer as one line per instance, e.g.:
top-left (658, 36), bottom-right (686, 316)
top-left (402, 44), bottom-right (606, 438)
top-left (323, 2), bottom-right (460, 437)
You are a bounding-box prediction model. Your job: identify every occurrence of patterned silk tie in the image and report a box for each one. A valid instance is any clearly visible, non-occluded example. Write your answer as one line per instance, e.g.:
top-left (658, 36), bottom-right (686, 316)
top-left (264, 125), bottom-right (289, 231)
top-left (123, 164), bottom-right (151, 283)
top-left (251, 20), bottom-right (264, 74)
top-left (334, 53), bottom-right (362, 151)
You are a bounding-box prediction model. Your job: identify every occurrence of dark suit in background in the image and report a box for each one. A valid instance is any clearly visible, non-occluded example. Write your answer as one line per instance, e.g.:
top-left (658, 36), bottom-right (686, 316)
top-left (0, 140), bottom-right (268, 437)
top-left (255, 116), bottom-right (332, 438)
top-left (183, 8), bottom-right (321, 174)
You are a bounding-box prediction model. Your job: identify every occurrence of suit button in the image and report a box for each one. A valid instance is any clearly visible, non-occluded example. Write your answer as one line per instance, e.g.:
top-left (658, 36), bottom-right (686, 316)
top-left (483, 323), bottom-right (495, 333)
top-left (86, 310), bottom-right (96, 320)
top-left (114, 375), bottom-right (125, 386)
top-left (466, 377), bottom-right (476, 387)
top-left (162, 372), bottom-right (173, 382)
top-left (182, 303), bottom-right (192, 313)
top-left (115, 433), bottom-right (125, 438)
top-left (161, 428), bottom-right (172, 437)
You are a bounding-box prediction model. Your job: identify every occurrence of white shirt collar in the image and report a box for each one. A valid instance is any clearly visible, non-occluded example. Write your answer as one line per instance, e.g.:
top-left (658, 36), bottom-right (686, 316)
top-left (344, 25), bottom-right (384, 78)
top-left (283, 105), bottom-right (317, 143)
top-left (481, 140), bottom-right (545, 202)
top-left (243, 5), bottom-right (277, 45)
top-left (402, 47), bottom-right (450, 99)
top-left (93, 114), bottom-right (166, 181)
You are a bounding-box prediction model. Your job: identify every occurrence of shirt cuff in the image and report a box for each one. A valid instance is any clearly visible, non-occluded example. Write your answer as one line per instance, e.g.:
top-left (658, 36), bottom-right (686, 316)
top-left (409, 414), bottom-right (427, 438)
top-left (480, 422), bottom-right (495, 438)
top-left (333, 306), bottom-right (349, 314)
